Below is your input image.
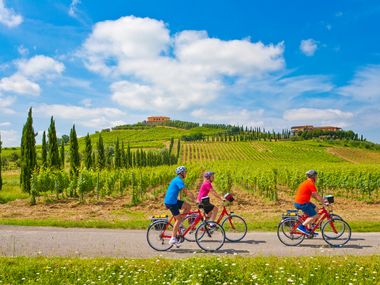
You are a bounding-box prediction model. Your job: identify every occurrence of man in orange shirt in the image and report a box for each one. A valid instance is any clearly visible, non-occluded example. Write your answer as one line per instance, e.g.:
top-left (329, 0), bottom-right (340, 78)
top-left (294, 170), bottom-right (328, 235)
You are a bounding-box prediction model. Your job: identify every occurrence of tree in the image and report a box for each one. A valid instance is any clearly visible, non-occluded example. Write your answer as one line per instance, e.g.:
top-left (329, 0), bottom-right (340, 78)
top-left (121, 141), bottom-right (127, 168)
top-left (176, 139), bottom-right (181, 159)
top-left (97, 133), bottom-right (105, 170)
top-left (127, 143), bottom-right (131, 167)
top-left (41, 131), bottom-right (47, 168)
top-left (69, 125), bottom-right (80, 177)
top-left (60, 138), bottom-right (65, 169)
top-left (0, 133), bottom-right (2, 191)
top-left (84, 133), bottom-right (93, 169)
top-left (20, 108), bottom-right (37, 196)
top-left (47, 116), bottom-right (60, 168)
top-left (114, 137), bottom-right (121, 168)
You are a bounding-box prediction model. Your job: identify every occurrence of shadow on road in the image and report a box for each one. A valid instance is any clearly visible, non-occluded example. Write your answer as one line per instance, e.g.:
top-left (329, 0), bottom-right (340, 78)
top-left (226, 239), bottom-right (266, 245)
top-left (299, 243), bottom-right (372, 249)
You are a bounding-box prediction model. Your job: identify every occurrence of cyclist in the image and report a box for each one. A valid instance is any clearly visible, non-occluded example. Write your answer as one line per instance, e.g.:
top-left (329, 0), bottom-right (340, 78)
top-left (294, 169), bottom-right (328, 235)
top-left (164, 166), bottom-right (196, 246)
top-left (197, 171), bottom-right (224, 224)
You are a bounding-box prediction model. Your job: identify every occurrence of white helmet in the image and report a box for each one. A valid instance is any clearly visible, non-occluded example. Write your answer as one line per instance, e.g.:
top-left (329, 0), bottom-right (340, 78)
top-left (176, 166), bottom-right (187, 175)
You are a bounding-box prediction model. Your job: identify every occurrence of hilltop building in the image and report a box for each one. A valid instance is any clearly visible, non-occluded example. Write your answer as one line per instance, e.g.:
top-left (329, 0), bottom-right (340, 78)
top-left (291, 125), bottom-right (342, 134)
top-left (146, 116), bottom-right (170, 124)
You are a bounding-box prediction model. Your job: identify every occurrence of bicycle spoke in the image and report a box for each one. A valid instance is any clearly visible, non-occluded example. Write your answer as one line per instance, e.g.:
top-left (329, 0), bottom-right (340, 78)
top-left (195, 221), bottom-right (225, 251)
top-left (222, 215), bottom-right (247, 242)
top-left (277, 218), bottom-right (305, 246)
top-left (146, 221), bottom-right (174, 251)
top-left (322, 218), bottom-right (351, 247)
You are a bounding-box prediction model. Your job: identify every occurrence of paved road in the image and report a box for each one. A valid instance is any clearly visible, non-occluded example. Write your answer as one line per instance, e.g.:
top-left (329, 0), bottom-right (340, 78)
top-left (0, 226), bottom-right (378, 258)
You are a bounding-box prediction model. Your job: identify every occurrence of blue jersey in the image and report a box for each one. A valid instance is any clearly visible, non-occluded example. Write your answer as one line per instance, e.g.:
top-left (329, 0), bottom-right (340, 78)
top-left (164, 176), bottom-right (185, 204)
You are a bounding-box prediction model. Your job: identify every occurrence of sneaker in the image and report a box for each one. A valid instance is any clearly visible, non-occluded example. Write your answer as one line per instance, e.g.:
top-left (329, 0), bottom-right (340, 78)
top-left (169, 237), bottom-right (180, 247)
top-left (296, 224), bottom-right (311, 235)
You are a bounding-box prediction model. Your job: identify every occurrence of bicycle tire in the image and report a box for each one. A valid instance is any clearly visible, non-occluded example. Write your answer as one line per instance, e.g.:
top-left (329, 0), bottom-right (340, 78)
top-left (195, 221), bottom-right (225, 251)
top-left (321, 218), bottom-right (351, 247)
top-left (146, 220), bottom-right (174, 251)
top-left (222, 214), bottom-right (247, 242)
top-left (277, 217), bottom-right (305, 246)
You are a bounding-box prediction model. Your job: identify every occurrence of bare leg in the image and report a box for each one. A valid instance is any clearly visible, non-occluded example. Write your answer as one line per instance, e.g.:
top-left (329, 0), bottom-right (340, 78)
top-left (172, 201), bottom-right (191, 238)
top-left (303, 214), bottom-right (318, 227)
top-left (209, 206), bottom-right (219, 221)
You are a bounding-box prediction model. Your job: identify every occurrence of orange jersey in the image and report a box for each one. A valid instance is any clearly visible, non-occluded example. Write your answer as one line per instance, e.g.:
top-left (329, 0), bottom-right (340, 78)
top-left (294, 178), bottom-right (317, 204)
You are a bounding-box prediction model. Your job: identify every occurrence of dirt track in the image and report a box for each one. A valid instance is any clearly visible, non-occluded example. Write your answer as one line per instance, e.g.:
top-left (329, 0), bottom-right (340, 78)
top-left (0, 226), bottom-right (379, 258)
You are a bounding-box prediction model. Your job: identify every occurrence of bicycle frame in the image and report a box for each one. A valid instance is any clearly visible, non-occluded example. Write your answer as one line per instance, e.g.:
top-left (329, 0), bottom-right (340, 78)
top-left (160, 209), bottom-right (205, 240)
top-left (290, 206), bottom-right (338, 235)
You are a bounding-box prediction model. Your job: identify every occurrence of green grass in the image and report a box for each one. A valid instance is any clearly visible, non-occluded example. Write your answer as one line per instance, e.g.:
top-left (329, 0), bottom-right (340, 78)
top-left (0, 171), bottom-right (28, 203)
top-left (0, 255), bottom-right (378, 284)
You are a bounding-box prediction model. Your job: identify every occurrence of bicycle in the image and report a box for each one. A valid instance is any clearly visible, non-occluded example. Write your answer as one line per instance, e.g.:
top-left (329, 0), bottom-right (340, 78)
top-left (277, 195), bottom-right (351, 247)
top-left (146, 206), bottom-right (226, 252)
top-left (181, 193), bottom-right (247, 242)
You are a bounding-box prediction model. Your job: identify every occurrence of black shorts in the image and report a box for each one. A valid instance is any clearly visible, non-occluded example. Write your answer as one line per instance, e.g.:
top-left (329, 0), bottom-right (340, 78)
top-left (199, 199), bottom-right (215, 214)
top-left (165, 200), bottom-right (184, 216)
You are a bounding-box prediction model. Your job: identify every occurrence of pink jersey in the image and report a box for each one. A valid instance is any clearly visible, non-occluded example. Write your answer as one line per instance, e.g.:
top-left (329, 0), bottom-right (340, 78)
top-left (197, 180), bottom-right (213, 202)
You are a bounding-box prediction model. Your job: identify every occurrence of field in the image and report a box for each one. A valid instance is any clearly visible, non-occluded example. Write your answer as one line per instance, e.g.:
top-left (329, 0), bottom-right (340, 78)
top-left (1, 126), bottom-right (380, 231)
top-left (0, 256), bottom-right (378, 284)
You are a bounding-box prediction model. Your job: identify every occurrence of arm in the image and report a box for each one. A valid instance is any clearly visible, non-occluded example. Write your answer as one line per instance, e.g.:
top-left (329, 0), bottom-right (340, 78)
top-left (209, 188), bottom-right (224, 201)
top-left (183, 188), bottom-right (196, 203)
top-left (311, 192), bottom-right (328, 205)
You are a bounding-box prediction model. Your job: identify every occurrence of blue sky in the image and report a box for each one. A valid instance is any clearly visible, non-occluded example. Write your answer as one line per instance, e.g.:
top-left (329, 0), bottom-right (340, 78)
top-left (0, 0), bottom-right (380, 146)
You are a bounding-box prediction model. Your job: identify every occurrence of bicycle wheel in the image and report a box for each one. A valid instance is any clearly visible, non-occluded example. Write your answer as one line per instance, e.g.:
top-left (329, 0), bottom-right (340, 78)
top-left (222, 214), bottom-right (247, 242)
top-left (195, 221), bottom-right (225, 251)
top-left (277, 218), bottom-right (305, 246)
top-left (322, 214), bottom-right (345, 239)
top-left (182, 213), bottom-right (198, 242)
top-left (321, 218), bottom-right (351, 247)
top-left (146, 220), bottom-right (174, 251)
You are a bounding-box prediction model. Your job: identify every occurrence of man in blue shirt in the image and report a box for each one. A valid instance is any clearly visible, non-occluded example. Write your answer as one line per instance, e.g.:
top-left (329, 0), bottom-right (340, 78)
top-left (164, 166), bottom-right (196, 246)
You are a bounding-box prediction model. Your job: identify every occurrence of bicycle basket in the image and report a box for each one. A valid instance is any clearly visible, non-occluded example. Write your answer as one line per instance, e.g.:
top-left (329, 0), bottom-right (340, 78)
top-left (224, 193), bottom-right (234, 202)
top-left (325, 195), bottom-right (334, 204)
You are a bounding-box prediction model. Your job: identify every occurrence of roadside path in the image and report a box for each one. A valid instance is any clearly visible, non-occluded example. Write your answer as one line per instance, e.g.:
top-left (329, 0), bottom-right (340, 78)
top-left (0, 226), bottom-right (378, 258)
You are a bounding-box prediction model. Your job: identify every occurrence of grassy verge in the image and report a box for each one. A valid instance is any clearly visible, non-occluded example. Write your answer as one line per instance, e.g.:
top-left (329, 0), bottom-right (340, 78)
top-left (0, 217), bottom-right (379, 232)
top-left (0, 256), bottom-right (378, 284)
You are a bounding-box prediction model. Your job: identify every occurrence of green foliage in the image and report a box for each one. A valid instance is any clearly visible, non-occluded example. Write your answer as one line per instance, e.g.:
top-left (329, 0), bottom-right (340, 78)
top-left (47, 116), bottom-right (60, 169)
top-left (41, 131), bottom-right (47, 168)
top-left (114, 137), bottom-right (121, 168)
top-left (0, 134), bottom-right (2, 191)
top-left (84, 133), bottom-right (93, 169)
top-left (60, 138), bottom-right (65, 169)
top-left (20, 107), bottom-right (37, 194)
top-left (0, 256), bottom-right (377, 284)
top-left (69, 125), bottom-right (80, 177)
top-left (97, 133), bottom-right (106, 170)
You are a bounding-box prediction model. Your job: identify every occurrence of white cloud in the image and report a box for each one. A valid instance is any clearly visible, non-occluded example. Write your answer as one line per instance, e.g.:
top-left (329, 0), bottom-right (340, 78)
top-left (68, 0), bottom-right (80, 17)
top-left (300, 39), bottom-right (318, 56)
top-left (0, 122), bottom-right (10, 127)
top-left (0, 96), bottom-right (15, 114)
top-left (34, 104), bottom-right (126, 128)
top-left (81, 98), bottom-right (92, 107)
top-left (16, 55), bottom-right (64, 79)
top-left (283, 108), bottom-right (353, 123)
top-left (0, 0), bottom-right (22, 28)
top-left (0, 129), bottom-right (18, 147)
top-left (338, 65), bottom-right (380, 101)
top-left (191, 108), bottom-right (265, 127)
top-left (17, 45), bottom-right (29, 56)
top-left (81, 16), bottom-right (285, 111)
top-left (0, 55), bottom-right (64, 97)
top-left (0, 75), bottom-right (40, 96)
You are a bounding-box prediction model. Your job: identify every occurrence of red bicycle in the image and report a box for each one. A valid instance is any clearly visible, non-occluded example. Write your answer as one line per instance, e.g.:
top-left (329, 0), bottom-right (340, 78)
top-left (277, 196), bottom-right (351, 247)
top-left (146, 206), bottom-right (226, 252)
top-left (181, 193), bottom-right (247, 242)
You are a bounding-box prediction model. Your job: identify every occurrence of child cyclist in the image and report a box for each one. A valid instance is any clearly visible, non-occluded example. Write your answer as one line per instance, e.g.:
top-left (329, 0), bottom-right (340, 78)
top-left (197, 171), bottom-right (224, 223)
top-left (164, 166), bottom-right (196, 246)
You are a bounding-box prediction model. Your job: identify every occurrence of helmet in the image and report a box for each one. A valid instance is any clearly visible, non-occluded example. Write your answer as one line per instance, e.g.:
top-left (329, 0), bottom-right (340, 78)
top-left (176, 166), bottom-right (187, 175)
top-left (204, 171), bottom-right (215, 179)
top-left (306, 169), bottom-right (318, 177)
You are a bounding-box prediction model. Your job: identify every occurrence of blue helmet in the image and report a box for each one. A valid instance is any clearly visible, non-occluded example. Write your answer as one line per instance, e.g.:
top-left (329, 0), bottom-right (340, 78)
top-left (204, 171), bottom-right (215, 179)
top-left (306, 169), bottom-right (318, 177)
top-left (176, 166), bottom-right (187, 175)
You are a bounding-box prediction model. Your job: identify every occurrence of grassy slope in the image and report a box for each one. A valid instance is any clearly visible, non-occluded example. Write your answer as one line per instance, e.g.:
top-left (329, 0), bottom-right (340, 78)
top-left (0, 256), bottom-right (378, 284)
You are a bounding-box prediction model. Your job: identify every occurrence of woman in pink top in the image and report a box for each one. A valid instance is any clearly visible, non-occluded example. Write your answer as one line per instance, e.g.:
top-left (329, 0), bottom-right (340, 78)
top-left (198, 171), bottom-right (224, 222)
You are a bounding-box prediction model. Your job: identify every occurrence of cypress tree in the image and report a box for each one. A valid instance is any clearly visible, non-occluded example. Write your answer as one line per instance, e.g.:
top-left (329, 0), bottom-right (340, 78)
top-left (176, 139), bottom-right (181, 159)
top-left (41, 131), bottom-right (47, 168)
top-left (20, 107), bottom-right (37, 195)
top-left (121, 141), bottom-right (127, 168)
top-left (127, 143), bottom-right (131, 167)
top-left (69, 125), bottom-right (80, 177)
top-left (114, 137), bottom-right (121, 168)
top-left (47, 116), bottom-right (60, 168)
top-left (84, 133), bottom-right (93, 169)
top-left (0, 134), bottom-right (2, 191)
top-left (97, 133), bottom-right (105, 170)
top-left (60, 138), bottom-right (65, 169)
